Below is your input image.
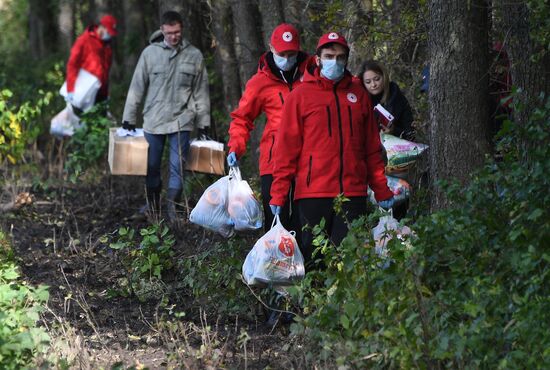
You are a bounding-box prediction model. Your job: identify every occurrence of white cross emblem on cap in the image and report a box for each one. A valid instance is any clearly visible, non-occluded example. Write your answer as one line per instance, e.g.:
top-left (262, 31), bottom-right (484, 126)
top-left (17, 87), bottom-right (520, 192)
top-left (347, 93), bottom-right (357, 103)
top-left (282, 31), bottom-right (293, 42)
top-left (328, 32), bottom-right (339, 40)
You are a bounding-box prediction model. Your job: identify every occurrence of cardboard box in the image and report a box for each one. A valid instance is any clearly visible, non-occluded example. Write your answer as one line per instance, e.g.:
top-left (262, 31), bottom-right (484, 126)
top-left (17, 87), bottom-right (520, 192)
top-left (108, 128), bottom-right (149, 175)
top-left (185, 141), bottom-right (225, 175)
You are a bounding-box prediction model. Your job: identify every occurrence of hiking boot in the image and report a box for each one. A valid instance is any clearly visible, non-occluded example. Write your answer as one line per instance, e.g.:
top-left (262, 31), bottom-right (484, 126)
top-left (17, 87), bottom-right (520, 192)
top-left (166, 187), bottom-right (182, 223)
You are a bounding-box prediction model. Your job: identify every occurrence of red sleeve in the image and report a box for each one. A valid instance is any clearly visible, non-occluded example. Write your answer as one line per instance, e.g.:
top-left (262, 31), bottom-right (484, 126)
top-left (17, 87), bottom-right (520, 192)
top-left (270, 92), bottom-right (303, 206)
top-left (66, 35), bottom-right (85, 93)
top-left (227, 76), bottom-right (264, 159)
top-left (363, 94), bottom-right (393, 201)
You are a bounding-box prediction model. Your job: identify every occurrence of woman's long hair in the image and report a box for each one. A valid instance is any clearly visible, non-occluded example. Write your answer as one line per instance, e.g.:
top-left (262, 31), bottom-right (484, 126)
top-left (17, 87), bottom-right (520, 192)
top-left (358, 60), bottom-right (390, 104)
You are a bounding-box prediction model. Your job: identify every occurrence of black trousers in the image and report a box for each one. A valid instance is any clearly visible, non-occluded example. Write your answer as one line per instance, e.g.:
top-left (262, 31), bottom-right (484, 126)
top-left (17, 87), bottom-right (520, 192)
top-left (298, 197), bottom-right (367, 268)
top-left (260, 175), bottom-right (301, 243)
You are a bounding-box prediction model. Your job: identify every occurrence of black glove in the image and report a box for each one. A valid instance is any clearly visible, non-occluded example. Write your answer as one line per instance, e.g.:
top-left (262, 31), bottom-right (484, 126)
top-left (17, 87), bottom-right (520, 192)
top-left (122, 121), bottom-right (136, 132)
top-left (198, 127), bottom-right (209, 140)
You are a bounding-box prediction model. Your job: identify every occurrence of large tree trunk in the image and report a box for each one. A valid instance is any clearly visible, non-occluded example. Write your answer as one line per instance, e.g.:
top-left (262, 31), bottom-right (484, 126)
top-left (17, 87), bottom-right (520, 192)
top-left (258, 0), bottom-right (284, 48)
top-left (29, 0), bottom-right (58, 59)
top-left (494, 0), bottom-right (550, 160)
top-left (428, 0), bottom-right (491, 211)
top-left (344, 0), bottom-right (371, 74)
top-left (57, 0), bottom-right (75, 53)
top-left (209, 0), bottom-right (242, 117)
top-left (231, 0), bottom-right (265, 174)
top-left (159, 0), bottom-right (183, 17)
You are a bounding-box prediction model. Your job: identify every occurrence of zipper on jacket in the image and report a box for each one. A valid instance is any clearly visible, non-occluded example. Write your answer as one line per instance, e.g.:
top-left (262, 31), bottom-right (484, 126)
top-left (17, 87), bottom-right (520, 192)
top-left (268, 135), bottom-right (275, 163)
top-left (326, 106), bottom-right (332, 137)
top-left (306, 155), bottom-right (312, 187)
top-left (278, 92), bottom-right (284, 105)
top-left (348, 105), bottom-right (353, 136)
top-left (333, 84), bottom-right (344, 194)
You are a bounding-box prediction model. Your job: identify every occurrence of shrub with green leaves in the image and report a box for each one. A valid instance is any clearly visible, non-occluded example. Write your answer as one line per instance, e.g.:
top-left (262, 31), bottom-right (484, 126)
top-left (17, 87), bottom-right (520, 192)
top-left (65, 102), bottom-right (112, 182)
top-left (109, 222), bottom-right (175, 300)
top-left (0, 231), bottom-right (50, 369)
top-left (290, 97), bottom-right (550, 368)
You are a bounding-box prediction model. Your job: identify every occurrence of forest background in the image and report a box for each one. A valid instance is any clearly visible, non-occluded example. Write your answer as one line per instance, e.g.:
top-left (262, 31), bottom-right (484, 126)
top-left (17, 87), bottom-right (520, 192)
top-left (0, 0), bottom-right (548, 369)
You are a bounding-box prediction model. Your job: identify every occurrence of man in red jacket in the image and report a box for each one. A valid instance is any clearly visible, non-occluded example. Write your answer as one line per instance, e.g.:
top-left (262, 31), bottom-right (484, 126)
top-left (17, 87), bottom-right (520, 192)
top-left (269, 32), bottom-right (395, 267)
top-left (227, 23), bottom-right (308, 232)
top-left (65, 14), bottom-right (117, 106)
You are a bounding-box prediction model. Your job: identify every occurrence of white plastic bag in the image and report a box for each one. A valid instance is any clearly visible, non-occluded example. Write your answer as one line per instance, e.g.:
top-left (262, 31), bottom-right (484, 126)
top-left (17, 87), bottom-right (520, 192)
top-left (59, 68), bottom-right (101, 112)
top-left (228, 167), bottom-right (262, 231)
top-left (189, 176), bottom-right (234, 238)
top-left (50, 105), bottom-right (82, 137)
top-left (242, 215), bottom-right (305, 286)
top-left (372, 209), bottom-right (413, 265)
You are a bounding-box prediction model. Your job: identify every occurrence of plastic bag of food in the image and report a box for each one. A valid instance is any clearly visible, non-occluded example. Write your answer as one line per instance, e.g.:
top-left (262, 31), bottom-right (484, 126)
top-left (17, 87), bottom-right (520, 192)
top-left (368, 175), bottom-right (411, 206)
top-left (59, 68), bottom-right (101, 112)
top-left (382, 133), bottom-right (428, 173)
top-left (372, 209), bottom-right (413, 267)
top-left (189, 176), bottom-right (234, 238)
top-left (228, 167), bottom-right (262, 231)
top-left (50, 105), bottom-right (82, 137)
top-left (242, 215), bottom-right (305, 286)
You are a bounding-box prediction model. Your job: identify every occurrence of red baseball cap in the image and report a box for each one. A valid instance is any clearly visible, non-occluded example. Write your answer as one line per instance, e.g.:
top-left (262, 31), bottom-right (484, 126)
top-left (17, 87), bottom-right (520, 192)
top-left (316, 32), bottom-right (349, 51)
top-left (270, 24), bottom-right (300, 53)
top-left (100, 14), bottom-right (118, 36)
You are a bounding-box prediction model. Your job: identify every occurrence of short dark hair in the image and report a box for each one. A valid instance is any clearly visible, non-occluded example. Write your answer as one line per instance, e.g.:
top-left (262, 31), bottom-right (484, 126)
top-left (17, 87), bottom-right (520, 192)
top-left (316, 42), bottom-right (349, 57)
top-left (161, 11), bottom-right (183, 26)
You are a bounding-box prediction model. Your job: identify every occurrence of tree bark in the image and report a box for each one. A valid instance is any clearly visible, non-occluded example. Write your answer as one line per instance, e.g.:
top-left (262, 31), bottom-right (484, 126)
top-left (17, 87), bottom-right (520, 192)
top-left (494, 0), bottom-right (550, 160)
top-left (428, 0), bottom-right (491, 211)
top-left (258, 0), bottom-right (284, 48)
top-left (28, 0), bottom-right (58, 59)
top-left (159, 0), bottom-right (184, 17)
top-left (57, 0), bottom-right (76, 53)
top-left (209, 0), bottom-right (242, 116)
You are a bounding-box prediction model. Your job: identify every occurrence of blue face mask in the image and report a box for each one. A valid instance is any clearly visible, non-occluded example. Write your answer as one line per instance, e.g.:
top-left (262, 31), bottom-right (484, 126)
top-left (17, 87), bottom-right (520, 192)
top-left (273, 53), bottom-right (297, 71)
top-left (101, 32), bottom-right (112, 41)
top-left (320, 59), bottom-right (346, 81)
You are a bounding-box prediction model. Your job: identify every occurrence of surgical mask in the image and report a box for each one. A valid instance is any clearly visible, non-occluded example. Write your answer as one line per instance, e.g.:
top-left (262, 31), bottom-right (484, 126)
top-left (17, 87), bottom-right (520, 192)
top-left (273, 53), bottom-right (297, 71)
top-left (101, 32), bottom-right (112, 41)
top-left (320, 59), bottom-right (345, 81)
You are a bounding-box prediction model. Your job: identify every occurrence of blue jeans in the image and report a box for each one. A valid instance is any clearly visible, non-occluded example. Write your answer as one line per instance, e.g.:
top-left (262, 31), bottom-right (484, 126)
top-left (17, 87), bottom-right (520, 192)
top-left (144, 131), bottom-right (190, 190)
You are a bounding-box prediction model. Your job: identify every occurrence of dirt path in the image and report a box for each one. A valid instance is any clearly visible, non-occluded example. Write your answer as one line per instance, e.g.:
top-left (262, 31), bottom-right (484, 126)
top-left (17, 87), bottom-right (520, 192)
top-left (1, 174), bottom-right (300, 369)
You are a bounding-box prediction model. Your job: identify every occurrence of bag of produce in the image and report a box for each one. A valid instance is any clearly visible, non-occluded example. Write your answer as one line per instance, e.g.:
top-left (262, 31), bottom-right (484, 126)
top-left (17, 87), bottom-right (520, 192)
top-left (189, 175), bottom-right (234, 238)
top-left (368, 175), bottom-right (411, 206)
top-left (50, 105), bottom-right (82, 137)
top-left (382, 133), bottom-right (428, 172)
top-left (242, 215), bottom-right (304, 286)
top-left (227, 167), bottom-right (262, 231)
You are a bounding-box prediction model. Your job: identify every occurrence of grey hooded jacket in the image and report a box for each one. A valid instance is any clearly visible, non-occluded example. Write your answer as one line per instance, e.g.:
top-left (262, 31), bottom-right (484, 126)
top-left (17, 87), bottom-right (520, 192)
top-left (122, 30), bottom-right (210, 134)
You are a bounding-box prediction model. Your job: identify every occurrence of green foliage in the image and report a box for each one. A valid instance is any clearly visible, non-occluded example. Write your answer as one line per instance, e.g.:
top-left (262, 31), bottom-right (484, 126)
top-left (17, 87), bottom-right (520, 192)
top-left (291, 97), bottom-right (550, 368)
top-left (65, 102), bottom-right (112, 182)
top-left (0, 89), bottom-right (53, 164)
top-left (178, 236), bottom-right (262, 316)
top-left (0, 231), bottom-right (50, 369)
top-left (109, 222), bottom-right (175, 301)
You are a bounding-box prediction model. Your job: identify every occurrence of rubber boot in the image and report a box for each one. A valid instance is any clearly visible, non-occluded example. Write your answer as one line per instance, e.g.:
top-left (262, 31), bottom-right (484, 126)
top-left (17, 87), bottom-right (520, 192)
top-left (140, 185), bottom-right (161, 217)
top-left (166, 188), bottom-right (182, 223)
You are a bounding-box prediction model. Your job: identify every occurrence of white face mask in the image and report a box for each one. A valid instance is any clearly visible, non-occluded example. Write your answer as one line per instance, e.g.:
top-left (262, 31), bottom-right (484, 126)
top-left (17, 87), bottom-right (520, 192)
top-left (320, 59), bottom-right (346, 81)
top-left (273, 53), bottom-right (297, 71)
top-left (101, 31), bottom-right (112, 41)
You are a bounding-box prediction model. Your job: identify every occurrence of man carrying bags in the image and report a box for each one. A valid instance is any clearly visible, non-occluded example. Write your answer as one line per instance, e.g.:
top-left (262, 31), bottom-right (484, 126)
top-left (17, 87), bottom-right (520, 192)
top-left (269, 32), bottom-right (395, 268)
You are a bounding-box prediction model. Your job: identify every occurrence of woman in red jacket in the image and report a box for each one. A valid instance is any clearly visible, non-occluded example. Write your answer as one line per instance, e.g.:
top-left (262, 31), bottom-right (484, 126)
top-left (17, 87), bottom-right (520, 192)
top-left (65, 14), bottom-right (117, 106)
top-left (270, 33), bottom-right (394, 267)
top-left (227, 24), bottom-right (308, 232)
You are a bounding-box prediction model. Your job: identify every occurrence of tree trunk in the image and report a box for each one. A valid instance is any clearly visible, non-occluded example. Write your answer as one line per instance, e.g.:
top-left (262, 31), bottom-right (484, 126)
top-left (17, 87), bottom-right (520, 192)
top-left (58, 0), bottom-right (76, 53)
top-left (282, 0), bottom-right (302, 30)
top-left (428, 0), bottom-right (491, 211)
top-left (231, 0), bottom-right (265, 174)
top-left (494, 0), bottom-right (550, 160)
top-left (258, 0), bottom-right (284, 48)
top-left (159, 0), bottom-right (184, 17)
top-left (209, 0), bottom-right (242, 116)
top-left (29, 0), bottom-right (58, 59)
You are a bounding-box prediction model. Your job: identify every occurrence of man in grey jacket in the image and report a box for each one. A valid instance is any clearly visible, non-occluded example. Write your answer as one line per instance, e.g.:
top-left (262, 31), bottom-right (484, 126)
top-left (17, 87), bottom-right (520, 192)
top-left (122, 10), bottom-right (210, 221)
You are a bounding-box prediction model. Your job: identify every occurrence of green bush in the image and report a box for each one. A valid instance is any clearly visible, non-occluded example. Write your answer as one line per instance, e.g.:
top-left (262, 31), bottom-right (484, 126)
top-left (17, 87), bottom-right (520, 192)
top-left (0, 231), bottom-right (50, 369)
top-left (291, 97), bottom-right (550, 368)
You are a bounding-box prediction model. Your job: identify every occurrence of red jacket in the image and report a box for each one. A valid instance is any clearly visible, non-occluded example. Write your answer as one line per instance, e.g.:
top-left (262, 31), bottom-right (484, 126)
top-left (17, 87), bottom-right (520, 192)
top-left (270, 63), bottom-right (392, 206)
top-left (66, 26), bottom-right (113, 98)
top-left (228, 53), bottom-right (308, 175)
